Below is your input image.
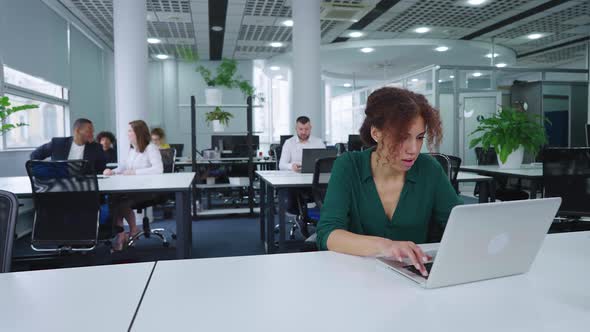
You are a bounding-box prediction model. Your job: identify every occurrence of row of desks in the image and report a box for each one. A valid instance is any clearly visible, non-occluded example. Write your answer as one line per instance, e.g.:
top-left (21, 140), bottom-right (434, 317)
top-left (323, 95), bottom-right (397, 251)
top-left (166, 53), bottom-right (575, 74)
top-left (1, 231), bottom-right (588, 331)
top-left (0, 173), bottom-right (196, 259)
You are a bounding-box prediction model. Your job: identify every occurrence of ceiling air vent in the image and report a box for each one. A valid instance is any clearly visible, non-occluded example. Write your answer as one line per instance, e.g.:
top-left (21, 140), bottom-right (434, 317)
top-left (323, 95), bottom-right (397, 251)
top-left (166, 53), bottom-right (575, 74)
top-left (320, 3), bottom-right (373, 22)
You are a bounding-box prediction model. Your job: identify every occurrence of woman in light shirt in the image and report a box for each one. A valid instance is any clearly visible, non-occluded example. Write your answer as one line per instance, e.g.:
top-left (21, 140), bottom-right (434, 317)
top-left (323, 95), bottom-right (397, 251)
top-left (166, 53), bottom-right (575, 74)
top-left (104, 120), bottom-right (163, 251)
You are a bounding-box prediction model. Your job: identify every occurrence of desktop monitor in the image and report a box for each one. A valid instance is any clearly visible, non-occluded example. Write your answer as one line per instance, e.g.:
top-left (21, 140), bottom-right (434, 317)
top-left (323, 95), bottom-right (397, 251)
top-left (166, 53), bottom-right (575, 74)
top-left (280, 135), bottom-right (293, 147)
top-left (348, 135), bottom-right (366, 151)
top-left (211, 135), bottom-right (259, 157)
top-left (543, 147), bottom-right (590, 218)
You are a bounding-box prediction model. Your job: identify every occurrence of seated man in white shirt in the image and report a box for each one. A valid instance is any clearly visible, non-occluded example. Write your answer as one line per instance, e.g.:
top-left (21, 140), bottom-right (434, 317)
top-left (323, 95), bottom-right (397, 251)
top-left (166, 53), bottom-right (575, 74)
top-left (278, 116), bottom-right (325, 220)
top-left (279, 116), bottom-right (325, 172)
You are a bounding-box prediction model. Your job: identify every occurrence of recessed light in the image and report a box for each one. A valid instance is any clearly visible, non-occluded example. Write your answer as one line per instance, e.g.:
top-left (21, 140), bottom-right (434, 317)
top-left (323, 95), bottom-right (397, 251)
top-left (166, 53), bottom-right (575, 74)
top-left (348, 31), bottom-right (363, 38)
top-left (360, 47), bottom-right (374, 53)
top-left (270, 66), bottom-right (280, 71)
top-left (274, 75), bottom-right (284, 80)
top-left (343, 83), bottom-right (352, 88)
top-left (411, 78), bottom-right (419, 82)
top-left (282, 19), bottom-right (293, 27)
top-left (211, 26), bottom-right (223, 32)
top-left (485, 53), bottom-right (499, 58)
top-left (434, 46), bottom-right (449, 52)
top-left (438, 79), bottom-right (443, 83)
top-left (472, 72), bottom-right (483, 77)
top-left (449, 75), bottom-right (455, 79)
top-left (495, 63), bottom-right (507, 68)
top-left (155, 54), bottom-right (169, 60)
top-left (270, 42), bottom-right (283, 48)
top-left (527, 33), bottom-right (544, 40)
top-left (414, 27), bottom-right (430, 34)
top-left (467, 0), bottom-right (487, 5)
top-left (147, 38), bottom-right (161, 44)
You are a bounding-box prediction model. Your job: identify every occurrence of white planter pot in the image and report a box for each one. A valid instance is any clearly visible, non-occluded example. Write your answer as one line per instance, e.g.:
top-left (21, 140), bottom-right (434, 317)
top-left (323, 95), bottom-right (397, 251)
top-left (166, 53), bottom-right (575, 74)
top-left (211, 120), bottom-right (225, 132)
top-left (205, 88), bottom-right (222, 105)
top-left (497, 145), bottom-right (524, 169)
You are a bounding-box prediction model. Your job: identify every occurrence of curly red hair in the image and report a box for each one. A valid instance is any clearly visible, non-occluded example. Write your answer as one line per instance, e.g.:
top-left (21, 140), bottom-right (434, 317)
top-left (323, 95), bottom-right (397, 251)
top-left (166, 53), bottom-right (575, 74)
top-left (359, 87), bottom-right (443, 159)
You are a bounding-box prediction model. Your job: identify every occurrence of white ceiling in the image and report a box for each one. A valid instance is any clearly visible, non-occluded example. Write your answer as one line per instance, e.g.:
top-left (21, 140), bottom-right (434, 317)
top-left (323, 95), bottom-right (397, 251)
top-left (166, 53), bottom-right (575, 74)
top-left (58, 0), bottom-right (589, 69)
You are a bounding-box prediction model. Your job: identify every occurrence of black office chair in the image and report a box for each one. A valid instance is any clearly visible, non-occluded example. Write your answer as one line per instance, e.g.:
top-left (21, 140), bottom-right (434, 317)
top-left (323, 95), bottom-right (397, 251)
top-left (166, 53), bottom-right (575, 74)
top-left (297, 156), bottom-right (337, 250)
top-left (474, 147), bottom-right (529, 201)
top-left (0, 190), bottom-right (18, 273)
top-left (426, 153), bottom-right (462, 242)
top-left (271, 145), bottom-right (282, 170)
top-left (129, 148), bottom-right (177, 247)
top-left (447, 155), bottom-right (462, 193)
top-left (428, 153), bottom-right (452, 181)
top-left (334, 143), bottom-right (347, 155)
top-left (25, 160), bottom-right (100, 252)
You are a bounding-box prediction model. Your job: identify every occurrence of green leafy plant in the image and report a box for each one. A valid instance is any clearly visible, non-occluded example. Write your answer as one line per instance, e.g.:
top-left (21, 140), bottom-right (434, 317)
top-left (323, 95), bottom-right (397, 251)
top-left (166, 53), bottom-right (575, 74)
top-left (205, 106), bottom-right (234, 127)
top-left (0, 96), bottom-right (38, 135)
top-left (469, 106), bottom-right (548, 163)
top-left (196, 58), bottom-right (257, 99)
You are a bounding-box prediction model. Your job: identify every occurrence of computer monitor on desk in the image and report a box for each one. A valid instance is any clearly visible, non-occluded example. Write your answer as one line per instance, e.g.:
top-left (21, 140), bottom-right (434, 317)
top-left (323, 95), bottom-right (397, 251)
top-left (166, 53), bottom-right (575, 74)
top-left (211, 135), bottom-right (259, 157)
top-left (543, 147), bottom-right (590, 218)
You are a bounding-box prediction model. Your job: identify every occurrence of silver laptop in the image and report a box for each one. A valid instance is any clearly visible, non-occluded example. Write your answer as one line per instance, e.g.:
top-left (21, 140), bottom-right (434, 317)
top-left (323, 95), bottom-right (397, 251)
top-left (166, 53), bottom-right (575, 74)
top-left (377, 198), bottom-right (561, 288)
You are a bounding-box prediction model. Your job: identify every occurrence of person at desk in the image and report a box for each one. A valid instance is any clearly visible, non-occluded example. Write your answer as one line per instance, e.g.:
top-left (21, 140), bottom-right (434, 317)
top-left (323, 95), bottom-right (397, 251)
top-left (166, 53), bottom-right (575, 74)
top-left (316, 87), bottom-right (462, 277)
top-left (279, 116), bottom-right (325, 172)
top-left (30, 118), bottom-right (106, 174)
top-left (103, 120), bottom-right (163, 251)
top-left (151, 127), bottom-right (170, 149)
top-left (96, 131), bottom-right (117, 163)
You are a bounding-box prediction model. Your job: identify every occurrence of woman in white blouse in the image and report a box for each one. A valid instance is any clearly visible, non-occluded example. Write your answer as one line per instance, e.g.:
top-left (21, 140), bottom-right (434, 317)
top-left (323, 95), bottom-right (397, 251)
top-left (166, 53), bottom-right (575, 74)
top-left (104, 120), bottom-right (163, 251)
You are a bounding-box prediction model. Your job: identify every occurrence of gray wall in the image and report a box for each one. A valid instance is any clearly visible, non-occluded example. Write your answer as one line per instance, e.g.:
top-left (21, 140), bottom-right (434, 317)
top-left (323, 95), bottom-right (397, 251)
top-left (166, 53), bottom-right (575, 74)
top-left (0, 0), bottom-right (114, 176)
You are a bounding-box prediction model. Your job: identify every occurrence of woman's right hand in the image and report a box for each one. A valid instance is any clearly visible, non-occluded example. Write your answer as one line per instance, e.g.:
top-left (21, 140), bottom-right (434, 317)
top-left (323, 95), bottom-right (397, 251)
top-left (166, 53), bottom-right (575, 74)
top-left (377, 239), bottom-right (429, 276)
top-left (103, 168), bottom-right (114, 176)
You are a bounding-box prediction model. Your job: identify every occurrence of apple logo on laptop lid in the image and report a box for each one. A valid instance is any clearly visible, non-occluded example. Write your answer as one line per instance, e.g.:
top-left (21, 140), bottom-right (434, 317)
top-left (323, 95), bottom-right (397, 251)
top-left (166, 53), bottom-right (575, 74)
top-left (488, 233), bottom-right (510, 255)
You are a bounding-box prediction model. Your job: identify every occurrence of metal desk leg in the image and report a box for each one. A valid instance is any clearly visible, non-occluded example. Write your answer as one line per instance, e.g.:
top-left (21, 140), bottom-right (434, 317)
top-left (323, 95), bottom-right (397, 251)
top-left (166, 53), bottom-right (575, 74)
top-left (278, 188), bottom-right (288, 253)
top-left (259, 179), bottom-right (266, 241)
top-left (175, 189), bottom-right (192, 259)
top-left (265, 184), bottom-right (275, 254)
top-left (479, 180), bottom-right (490, 203)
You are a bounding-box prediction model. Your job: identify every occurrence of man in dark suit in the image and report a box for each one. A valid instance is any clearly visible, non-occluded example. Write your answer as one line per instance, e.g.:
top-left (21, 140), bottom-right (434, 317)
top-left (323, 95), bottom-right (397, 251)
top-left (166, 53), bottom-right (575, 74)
top-left (30, 118), bottom-right (107, 174)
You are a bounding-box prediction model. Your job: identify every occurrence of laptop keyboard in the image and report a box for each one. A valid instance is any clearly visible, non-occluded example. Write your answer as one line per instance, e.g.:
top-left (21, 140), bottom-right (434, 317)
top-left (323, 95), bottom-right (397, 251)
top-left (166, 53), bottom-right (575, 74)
top-left (404, 262), bottom-right (433, 279)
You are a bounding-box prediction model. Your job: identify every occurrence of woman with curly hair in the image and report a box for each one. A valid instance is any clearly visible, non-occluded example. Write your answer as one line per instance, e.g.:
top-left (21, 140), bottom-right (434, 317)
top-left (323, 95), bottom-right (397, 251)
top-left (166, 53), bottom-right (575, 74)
top-left (316, 87), bottom-right (462, 276)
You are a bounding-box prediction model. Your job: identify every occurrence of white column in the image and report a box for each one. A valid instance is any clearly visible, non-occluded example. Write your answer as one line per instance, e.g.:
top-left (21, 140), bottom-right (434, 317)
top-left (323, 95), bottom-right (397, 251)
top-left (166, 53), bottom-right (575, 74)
top-left (292, 0), bottom-right (322, 139)
top-left (162, 59), bottom-right (179, 142)
top-left (113, 0), bottom-right (148, 161)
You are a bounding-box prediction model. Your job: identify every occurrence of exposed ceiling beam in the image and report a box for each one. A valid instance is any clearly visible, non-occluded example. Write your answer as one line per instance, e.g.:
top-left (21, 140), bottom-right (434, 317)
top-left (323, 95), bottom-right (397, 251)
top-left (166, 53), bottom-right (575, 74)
top-left (331, 0), bottom-right (402, 43)
top-left (208, 0), bottom-right (228, 60)
top-left (517, 36), bottom-right (590, 58)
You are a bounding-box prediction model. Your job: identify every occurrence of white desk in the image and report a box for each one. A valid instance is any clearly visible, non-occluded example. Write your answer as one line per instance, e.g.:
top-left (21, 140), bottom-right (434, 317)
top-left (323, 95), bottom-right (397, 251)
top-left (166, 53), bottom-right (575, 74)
top-left (457, 171), bottom-right (495, 203)
top-left (132, 232), bottom-right (590, 332)
top-left (0, 262), bottom-right (155, 332)
top-left (0, 173), bottom-right (195, 259)
top-left (460, 164), bottom-right (543, 199)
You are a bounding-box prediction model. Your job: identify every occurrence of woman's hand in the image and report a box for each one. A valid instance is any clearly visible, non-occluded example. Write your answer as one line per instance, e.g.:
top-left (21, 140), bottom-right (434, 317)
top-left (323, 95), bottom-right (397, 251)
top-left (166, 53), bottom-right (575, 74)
top-left (103, 168), bottom-right (113, 176)
top-left (377, 239), bottom-right (430, 276)
top-left (123, 169), bottom-right (136, 175)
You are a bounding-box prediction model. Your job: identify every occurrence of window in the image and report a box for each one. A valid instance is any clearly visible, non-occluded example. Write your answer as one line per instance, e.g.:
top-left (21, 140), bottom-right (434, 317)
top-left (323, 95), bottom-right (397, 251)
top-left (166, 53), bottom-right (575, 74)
top-left (1, 65), bottom-right (68, 150)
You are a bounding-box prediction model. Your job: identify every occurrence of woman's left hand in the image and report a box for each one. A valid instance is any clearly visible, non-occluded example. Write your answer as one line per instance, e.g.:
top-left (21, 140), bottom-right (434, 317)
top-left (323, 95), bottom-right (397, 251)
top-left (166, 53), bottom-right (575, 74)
top-left (123, 169), bottom-right (136, 175)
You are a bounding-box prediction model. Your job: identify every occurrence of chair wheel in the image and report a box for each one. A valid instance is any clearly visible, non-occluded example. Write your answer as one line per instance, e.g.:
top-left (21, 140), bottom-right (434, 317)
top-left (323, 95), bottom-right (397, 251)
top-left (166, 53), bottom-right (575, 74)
top-left (163, 242), bottom-right (170, 247)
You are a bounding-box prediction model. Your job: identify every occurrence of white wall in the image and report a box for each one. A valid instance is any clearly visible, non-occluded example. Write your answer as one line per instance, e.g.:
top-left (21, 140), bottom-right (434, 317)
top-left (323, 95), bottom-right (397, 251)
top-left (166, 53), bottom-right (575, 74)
top-left (147, 59), bottom-right (254, 153)
top-left (0, 0), bottom-right (115, 176)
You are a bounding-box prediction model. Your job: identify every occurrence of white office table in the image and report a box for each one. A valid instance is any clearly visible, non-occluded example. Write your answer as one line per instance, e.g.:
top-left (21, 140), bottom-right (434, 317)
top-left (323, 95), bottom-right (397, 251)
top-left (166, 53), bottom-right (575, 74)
top-left (457, 171), bottom-right (495, 203)
top-left (132, 232), bottom-right (590, 332)
top-left (0, 262), bottom-right (155, 332)
top-left (0, 173), bottom-right (195, 259)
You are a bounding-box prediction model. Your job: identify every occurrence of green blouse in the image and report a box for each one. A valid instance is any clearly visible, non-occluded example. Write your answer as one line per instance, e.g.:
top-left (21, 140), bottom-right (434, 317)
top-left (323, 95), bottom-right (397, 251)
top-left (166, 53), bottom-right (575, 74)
top-left (316, 148), bottom-right (463, 250)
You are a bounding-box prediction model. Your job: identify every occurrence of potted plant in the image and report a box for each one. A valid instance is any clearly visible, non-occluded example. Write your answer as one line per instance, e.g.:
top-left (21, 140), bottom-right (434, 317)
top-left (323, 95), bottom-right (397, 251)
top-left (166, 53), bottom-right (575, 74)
top-left (196, 58), bottom-right (257, 105)
top-left (205, 106), bottom-right (234, 132)
top-left (0, 96), bottom-right (38, 135)
top-left (469, 106), bottom-right (548, 169)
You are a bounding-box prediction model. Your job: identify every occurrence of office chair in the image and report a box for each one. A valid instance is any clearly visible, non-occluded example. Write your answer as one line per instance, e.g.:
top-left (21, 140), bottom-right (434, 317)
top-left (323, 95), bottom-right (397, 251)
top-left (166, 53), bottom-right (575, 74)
top-left (474, 147), bottom-right (529, 201)
top-left (426, 153), bottom-right (462, 242)
top-left (296, 156), bottom-right (337, 251)
top-left (334, 143), bottom-right (347, 155)
top-left (428, 153), bottom-right (452, 181)
top-left (25, 160), bottom-right (100, 252)
top-left (129, 148), bottom-right (177, 247)
top-left (445, 155), bottom-right (462, 193)
top-left (0, 190), bottom-right (18, 273)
